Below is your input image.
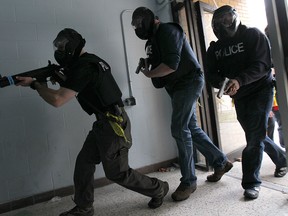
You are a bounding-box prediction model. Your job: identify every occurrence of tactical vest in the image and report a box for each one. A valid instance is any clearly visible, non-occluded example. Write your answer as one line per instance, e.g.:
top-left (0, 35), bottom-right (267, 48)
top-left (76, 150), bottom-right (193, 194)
top-left (74, 53), bottom-right (123, 115)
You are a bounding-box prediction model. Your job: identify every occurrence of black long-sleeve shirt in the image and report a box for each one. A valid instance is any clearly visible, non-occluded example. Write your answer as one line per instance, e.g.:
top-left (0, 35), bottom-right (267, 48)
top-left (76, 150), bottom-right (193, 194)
top-left (146, 23), bottom-right (201, 91)
top-left (206, 24), bottom-right (273, 100)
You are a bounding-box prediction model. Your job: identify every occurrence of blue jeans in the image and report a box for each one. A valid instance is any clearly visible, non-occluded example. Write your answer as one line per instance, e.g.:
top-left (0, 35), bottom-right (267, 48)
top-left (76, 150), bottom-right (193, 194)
top-left (234, 86), bottom-right (287, 189)
top-left (167, 71), bottom-right (228, 186)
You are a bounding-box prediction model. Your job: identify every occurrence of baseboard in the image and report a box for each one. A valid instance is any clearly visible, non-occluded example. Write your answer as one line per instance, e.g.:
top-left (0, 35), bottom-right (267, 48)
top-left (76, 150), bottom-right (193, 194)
top-left (0, 158), bottom-right (177, 214)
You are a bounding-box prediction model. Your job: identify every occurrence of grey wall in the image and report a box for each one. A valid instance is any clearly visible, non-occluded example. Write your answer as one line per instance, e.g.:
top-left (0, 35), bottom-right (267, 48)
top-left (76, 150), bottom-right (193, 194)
top-left (0, 0), bottom-right (177, 204)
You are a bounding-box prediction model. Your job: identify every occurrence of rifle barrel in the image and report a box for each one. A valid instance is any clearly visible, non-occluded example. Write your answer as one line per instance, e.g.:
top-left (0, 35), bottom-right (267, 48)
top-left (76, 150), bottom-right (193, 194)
top-left (0, 64), bottom-right (61, 88)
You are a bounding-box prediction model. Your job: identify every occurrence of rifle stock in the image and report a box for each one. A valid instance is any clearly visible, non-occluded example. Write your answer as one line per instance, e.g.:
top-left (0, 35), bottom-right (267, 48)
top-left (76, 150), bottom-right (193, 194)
top-left (0, 61), bottom-right (64, 88)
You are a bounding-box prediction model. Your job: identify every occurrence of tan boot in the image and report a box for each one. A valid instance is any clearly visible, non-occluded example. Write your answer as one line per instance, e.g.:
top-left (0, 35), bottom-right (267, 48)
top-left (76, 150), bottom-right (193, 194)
top-left (171, 183), bottom-right (197, 201)
top-left (207, 160), bottom-right (233, 182)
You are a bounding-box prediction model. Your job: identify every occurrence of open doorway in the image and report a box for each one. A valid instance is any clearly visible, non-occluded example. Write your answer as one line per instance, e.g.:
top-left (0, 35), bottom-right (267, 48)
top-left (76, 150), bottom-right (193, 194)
top-left (191, 1), bottom-right (247, 161)
top-left (173, 0), bottom-right (284, 164)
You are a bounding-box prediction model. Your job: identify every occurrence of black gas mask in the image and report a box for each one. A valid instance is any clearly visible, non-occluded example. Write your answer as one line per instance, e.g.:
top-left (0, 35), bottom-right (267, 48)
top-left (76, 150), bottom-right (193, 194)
top-left (53, 28), bottom-right (86, 67)
top-left (212, 5), bottom-right (240, 40)
top-left (132, 7), bottom-right (155, 40)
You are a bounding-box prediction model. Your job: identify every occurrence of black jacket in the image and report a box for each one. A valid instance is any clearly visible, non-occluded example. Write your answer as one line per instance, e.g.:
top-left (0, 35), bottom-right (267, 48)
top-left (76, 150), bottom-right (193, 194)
top-left (206, 24), bottom-right (273, 100)
top-left (146, 23), bottom-right (201, 90)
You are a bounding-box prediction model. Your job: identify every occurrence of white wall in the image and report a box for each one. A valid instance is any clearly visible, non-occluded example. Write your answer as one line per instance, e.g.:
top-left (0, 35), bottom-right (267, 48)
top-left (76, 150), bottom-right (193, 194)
top-left (0, 0), bottom-right (177, 204)
top-left (247, 0), bottom-right (267, 32)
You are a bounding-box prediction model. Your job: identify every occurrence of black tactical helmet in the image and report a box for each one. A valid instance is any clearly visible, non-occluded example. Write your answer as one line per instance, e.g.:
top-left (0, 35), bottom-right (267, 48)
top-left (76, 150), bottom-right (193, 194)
top-left (131, 7), bottom-right (155, 40)
top-left (53, 28), bottom-right (86, 66)
top-left (212, 5), bottom-right (240, 40)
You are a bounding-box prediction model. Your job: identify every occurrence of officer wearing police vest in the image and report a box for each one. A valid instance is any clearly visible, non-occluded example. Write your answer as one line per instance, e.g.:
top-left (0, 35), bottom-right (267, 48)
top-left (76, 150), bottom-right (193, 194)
top-left (16, 28), bottom-right (169, 216)
top-left (205, 5), bottom-right (287, 200)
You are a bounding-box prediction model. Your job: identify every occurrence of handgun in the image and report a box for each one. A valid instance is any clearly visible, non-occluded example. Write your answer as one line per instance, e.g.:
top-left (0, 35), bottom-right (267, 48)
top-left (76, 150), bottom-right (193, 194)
top-left (217, 77), bottom-right (230, 99)
top-left (135, 58), bottom-right (151, 74)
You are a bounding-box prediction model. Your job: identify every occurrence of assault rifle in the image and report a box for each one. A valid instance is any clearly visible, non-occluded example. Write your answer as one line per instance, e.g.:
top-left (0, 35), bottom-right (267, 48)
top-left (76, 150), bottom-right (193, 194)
top-left (0, 61), bottom-right (66, 88)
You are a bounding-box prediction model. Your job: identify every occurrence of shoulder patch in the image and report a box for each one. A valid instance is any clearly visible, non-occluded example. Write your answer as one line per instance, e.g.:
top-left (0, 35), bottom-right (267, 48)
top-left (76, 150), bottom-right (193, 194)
top-left (98, 61), bottom-right (109, 71)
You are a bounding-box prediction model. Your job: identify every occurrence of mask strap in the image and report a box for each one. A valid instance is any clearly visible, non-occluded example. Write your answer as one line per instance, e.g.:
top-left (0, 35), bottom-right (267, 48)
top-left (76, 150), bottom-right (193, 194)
top-left (72, 38), bottom-right (86, 61)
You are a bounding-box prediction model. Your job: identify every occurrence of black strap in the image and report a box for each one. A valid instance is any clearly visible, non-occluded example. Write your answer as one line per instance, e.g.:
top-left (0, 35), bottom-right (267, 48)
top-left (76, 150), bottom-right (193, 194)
top-left (77, 94), bottom-right (122, 122)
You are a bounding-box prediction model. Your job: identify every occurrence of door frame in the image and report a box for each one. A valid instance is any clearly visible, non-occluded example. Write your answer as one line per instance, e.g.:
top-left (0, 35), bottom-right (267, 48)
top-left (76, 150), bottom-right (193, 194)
top-left (265, 0), bottom-right (288, 160)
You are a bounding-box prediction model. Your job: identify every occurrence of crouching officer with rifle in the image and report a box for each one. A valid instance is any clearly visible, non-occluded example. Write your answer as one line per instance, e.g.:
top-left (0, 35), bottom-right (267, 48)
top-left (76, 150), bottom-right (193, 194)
top-left (16, 28), bottom-right (169, 216)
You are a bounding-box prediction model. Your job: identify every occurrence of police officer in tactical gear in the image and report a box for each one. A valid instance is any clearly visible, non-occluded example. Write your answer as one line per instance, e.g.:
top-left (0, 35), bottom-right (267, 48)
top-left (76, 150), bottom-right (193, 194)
top-left (132, 7), bottom-right (233, 202)
top-left (16, 28), bottom-right (169, 216)
top-left (206, 5), bottom-right (287, 200)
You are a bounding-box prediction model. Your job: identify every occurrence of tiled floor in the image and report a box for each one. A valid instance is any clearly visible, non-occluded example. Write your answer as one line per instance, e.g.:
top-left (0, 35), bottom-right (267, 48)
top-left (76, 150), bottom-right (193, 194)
top-left (2, 153), bottom-right (288, 216)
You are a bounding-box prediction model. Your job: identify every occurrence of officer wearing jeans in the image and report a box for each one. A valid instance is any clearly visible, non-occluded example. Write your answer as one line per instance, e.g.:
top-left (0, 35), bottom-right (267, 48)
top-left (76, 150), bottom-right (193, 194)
top-left (16, 28), bottom-right (169, 216)
top-left (132, 7), bottom-right (232, 202)
top-left (206, 5), bottom-right (287, 200)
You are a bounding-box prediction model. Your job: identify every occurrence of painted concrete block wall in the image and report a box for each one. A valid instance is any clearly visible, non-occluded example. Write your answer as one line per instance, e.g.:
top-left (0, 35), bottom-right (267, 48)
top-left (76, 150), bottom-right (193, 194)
top-left (0, 0), bottom-right (177, 204)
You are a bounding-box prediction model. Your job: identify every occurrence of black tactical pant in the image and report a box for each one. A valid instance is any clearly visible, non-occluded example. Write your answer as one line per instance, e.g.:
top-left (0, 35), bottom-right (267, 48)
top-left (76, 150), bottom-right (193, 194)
top-left (73, 110), bottom-right (164, 208)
